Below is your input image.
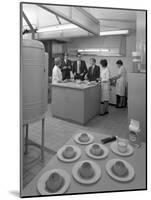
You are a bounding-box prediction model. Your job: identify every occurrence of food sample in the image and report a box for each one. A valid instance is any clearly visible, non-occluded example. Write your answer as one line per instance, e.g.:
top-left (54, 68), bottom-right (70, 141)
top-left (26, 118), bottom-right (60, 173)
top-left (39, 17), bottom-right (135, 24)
top-left (78, 162), bottom-right (94, 179)
top-left (62, 146), bottom-right (76, 159)
top-left (117, 141), bottom-right (128, 153)
top-left (90, 144), bottom-right (104, 156)
top-left (45, 172), bottom-right (64, 193)
top-left (111, 161), bottom-right (128, 177)
top-left (79, 133), bottom-right (90, 142)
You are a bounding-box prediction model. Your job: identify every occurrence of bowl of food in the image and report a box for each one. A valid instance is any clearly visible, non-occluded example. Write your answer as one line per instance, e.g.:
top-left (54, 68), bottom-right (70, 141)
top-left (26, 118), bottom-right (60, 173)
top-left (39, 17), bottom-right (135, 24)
top-left (79, 133), bottom-right (90, 143)
top-left (62, 146), bottom-right (76, 159)
top-left (111, 161), bottom-right (128, 177)
top-left (78, 161), bottom-right (95, 179)
top-left (45, 172), bottom-right (64, 193)
top-left (90, 144), bottom-right (104, 156)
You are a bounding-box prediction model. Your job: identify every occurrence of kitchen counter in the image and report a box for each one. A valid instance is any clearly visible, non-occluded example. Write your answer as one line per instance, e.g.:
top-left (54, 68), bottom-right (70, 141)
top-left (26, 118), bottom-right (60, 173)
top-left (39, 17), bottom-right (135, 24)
top-left (52, 81), bottom-right (99, 90)
top-left (51, 81), bottom-right (100, 124)
top-left (22, 130), bottom-right (146, 197)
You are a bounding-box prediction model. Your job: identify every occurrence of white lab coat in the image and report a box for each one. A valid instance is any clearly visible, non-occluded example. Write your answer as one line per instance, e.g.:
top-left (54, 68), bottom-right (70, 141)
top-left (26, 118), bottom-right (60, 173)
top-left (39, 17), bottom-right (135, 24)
top-left (116, 65), bottom-right (127, 96)
top-left (100, 67), bottom-right (110, 101)
top-left (52, 65), bottom-right (62, 84)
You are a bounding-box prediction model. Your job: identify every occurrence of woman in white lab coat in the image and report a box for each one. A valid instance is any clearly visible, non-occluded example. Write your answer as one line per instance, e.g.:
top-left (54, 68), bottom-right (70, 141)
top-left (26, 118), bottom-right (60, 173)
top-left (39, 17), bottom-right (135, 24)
top-left (99, 59), bottom-right (110, 115)
top-left (112, 60), bottom-right (127, 108)
top-left (52, 57), bottom-right (63, 84)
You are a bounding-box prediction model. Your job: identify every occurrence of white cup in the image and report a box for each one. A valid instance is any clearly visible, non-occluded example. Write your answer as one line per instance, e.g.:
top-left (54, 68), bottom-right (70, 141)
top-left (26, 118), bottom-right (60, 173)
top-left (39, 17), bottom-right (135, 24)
top-left (117, 138), bottom-right (128, 153)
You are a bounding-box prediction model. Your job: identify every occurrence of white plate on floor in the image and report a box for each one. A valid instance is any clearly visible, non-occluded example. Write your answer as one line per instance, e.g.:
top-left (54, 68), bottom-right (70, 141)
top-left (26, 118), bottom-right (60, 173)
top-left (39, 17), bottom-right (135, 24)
top-left (37, 169), bottom-right (71, 195)
top-left (110, 142), bottom-right (134, 157)
top-left (74, 132), bottom-right (94, 145)
top-left (85, 143), bottom-right (109, 160)
top-left (72, 160), bottom-right (101, 184)
top-left (106, 158), bottom-right (135, 182)
top-left (57, 145), bottom-right (81, 162)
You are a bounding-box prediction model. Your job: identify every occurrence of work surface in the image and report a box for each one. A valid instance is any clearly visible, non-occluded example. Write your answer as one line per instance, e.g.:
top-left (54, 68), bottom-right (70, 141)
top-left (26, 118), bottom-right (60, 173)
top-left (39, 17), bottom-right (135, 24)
top-left (52, 81), bottom-right (99, 90)
top-left (22, 131), bottom-right (146, 197)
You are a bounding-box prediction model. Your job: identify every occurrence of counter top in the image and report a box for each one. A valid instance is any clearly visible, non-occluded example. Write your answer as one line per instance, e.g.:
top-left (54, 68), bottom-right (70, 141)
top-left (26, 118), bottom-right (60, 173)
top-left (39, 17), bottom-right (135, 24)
top-left (52, 81), bottom-right (99, 90)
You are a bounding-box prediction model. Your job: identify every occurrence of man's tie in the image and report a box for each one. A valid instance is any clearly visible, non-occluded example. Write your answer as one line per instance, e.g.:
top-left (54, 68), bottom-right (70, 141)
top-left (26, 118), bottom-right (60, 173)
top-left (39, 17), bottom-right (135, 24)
top-left (92, 65), bottom-right (94, 75)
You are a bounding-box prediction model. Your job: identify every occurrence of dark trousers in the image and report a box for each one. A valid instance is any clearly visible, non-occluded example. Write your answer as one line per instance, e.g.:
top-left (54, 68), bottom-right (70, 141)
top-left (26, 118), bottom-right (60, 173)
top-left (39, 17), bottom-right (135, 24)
top-left (116, 95), bottom-right (120, 107)
top-left (116, 95), bottom-right (127, 107)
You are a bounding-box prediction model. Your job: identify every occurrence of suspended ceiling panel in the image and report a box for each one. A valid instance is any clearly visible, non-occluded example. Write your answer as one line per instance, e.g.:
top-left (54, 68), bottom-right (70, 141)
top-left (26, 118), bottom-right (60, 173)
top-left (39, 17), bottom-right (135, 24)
top-left (23, 4), bottom-right (69, 29)
top-left (83, 8), bottom-right (136, 22)
top-left (100, 20), bottom-right (136, 32)
top-left (23, 4), bottom-right (39, 28)
top-left (37, 5), bottom-right (100, 35)
top-left (37, 6), bottom-right (69, 28)
top-left (84, 7), bottom-right (136, 32)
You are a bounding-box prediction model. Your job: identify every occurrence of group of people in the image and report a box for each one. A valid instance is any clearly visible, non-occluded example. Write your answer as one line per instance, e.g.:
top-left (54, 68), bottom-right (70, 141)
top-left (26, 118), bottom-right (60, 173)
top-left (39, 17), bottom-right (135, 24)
top-left (52, 52), bottom-right (127, 116)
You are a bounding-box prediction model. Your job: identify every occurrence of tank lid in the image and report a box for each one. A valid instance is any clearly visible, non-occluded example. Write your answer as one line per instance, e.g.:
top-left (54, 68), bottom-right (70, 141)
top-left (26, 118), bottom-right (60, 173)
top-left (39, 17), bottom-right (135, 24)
top-left (23, 39), bottom-right (44, 50)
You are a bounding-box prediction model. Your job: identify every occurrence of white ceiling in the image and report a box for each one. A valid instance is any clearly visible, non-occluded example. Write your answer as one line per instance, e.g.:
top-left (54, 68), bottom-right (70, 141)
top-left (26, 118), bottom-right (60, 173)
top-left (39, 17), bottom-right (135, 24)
top-left (84, 8), bottom-right (136, 22)
top-left (23, 4), bottom-right (69, 28)
top-left (22, 4), bottom-right (137, 39)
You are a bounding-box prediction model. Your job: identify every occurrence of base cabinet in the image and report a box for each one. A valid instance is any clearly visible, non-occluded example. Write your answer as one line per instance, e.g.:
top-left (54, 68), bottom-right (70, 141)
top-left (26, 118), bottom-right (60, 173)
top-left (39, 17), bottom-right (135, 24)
top-left (128, 73), bottom-right (146, 142)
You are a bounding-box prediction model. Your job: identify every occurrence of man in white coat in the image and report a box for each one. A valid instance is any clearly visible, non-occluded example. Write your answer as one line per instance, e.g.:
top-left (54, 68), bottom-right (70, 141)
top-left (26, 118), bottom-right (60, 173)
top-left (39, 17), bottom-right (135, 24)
top-left (52, 57), bottom-right (63, 84)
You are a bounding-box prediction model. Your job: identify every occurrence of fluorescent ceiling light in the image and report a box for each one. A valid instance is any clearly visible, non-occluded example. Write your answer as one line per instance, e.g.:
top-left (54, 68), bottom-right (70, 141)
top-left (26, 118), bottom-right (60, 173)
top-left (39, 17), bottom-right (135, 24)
top-left (37, 24), bottom-right (79, 33)
top-left (78, 48), bottom-right (109, 52)
top-left (100, 30), bottom-right (129, 36)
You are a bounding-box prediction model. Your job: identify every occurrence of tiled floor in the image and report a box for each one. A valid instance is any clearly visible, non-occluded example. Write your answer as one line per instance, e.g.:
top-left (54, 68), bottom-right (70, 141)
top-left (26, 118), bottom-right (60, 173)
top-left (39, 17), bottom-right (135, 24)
top-left (28, 104), bottom-right (128, 152)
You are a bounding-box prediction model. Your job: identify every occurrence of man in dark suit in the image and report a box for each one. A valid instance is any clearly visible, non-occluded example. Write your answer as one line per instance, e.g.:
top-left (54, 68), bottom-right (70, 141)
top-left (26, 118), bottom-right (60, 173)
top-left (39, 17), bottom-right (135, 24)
top-left (72, 53), bottom-right (88, 80)
top-left (87, 58), bottom-right (100, 82)
top-left (61, 53), bottom-right (72, 80)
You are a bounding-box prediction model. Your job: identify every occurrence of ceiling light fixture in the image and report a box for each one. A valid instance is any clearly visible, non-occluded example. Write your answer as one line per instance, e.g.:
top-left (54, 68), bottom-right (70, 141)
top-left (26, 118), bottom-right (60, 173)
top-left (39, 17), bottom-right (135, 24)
top-left (78, 48), bottom-right (109, 52)
top-left (99, 30), bottom-right (129, 36)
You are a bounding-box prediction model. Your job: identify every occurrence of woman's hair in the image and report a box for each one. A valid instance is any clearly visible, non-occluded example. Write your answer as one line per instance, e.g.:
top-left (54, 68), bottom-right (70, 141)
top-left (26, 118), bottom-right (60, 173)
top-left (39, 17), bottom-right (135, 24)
top-left (100, 59), bottom-right (108, 68)
top-left (116, 60), bottom-right (123, 65)
top-left (54, 57), bottom-right (61, 66)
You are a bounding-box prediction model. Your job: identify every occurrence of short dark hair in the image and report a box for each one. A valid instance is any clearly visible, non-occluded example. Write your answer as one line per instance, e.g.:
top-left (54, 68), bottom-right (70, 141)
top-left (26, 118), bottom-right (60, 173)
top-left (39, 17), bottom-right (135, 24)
top-left (100, 59), bottom-right (108, 67)
top-left (116, 60), bottom-right (123, 65)
top-left (90, 58), bottom-right (96, 63)
top-left (77, 52), bottom-right (81, 57)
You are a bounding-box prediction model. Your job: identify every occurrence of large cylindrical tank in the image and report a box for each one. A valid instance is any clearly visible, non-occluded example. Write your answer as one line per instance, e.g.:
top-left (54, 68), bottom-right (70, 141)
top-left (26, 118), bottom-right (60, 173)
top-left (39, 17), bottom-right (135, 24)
top-left (22, 39), bottom-right (48, 124)
top-left (43, 52), bottom-right (48, 112)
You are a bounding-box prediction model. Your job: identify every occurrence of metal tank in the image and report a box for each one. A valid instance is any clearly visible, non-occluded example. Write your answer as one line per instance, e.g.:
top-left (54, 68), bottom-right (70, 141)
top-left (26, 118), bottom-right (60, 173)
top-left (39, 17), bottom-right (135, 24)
top-left (43, 52), bottom-right (48, 113)
top-left (22, 39), bottom-right (48, 124)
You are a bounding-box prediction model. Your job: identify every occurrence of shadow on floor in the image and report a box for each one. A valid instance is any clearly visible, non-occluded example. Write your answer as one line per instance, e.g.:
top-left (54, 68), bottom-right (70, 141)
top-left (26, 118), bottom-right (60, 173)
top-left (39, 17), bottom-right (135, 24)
top-left (9, 190), bottom-right (19, 197)
top-left (23, 140), bottom-right (56, 188)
